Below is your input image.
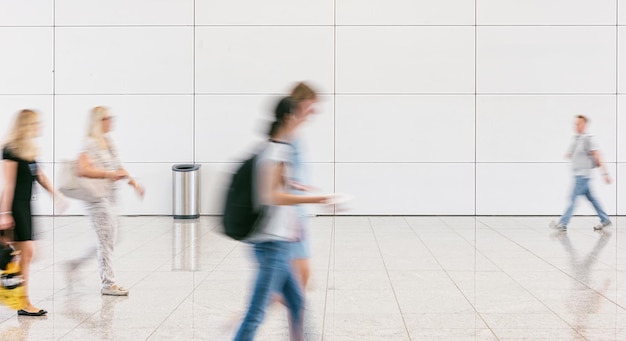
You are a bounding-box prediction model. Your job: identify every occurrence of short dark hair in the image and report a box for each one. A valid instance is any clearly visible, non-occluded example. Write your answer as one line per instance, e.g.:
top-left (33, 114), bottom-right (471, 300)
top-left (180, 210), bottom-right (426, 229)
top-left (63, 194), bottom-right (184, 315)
top-left (577, 115), bottom-right (588, 123)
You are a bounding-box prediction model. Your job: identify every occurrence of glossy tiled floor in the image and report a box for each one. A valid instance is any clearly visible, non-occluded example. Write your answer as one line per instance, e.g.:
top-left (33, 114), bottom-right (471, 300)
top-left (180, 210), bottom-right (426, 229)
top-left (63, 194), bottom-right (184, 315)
top-left (0, 216), bottom-right (624, 340)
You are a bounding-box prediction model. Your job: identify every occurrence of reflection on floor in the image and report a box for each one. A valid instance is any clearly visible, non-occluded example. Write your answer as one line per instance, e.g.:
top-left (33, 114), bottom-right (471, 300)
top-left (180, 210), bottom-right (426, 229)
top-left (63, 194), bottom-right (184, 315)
top-left (0, 216), bottom-right (624, 340)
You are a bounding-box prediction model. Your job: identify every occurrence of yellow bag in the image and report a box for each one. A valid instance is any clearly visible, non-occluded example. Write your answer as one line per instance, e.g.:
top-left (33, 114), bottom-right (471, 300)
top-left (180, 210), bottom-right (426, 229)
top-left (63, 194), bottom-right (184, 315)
top-left (0, 257), bottom-right (27, 310)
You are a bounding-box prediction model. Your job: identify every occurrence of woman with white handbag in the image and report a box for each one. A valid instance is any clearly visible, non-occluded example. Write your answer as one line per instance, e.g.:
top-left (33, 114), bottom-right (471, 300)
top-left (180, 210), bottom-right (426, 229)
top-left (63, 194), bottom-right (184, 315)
top-left (71, 106), bottom-right (144, 296)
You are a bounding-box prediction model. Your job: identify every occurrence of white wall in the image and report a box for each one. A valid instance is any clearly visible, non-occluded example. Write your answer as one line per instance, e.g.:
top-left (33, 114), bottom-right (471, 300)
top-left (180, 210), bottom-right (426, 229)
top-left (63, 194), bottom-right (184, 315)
top-left (0, 1), bottom-right (623, 215)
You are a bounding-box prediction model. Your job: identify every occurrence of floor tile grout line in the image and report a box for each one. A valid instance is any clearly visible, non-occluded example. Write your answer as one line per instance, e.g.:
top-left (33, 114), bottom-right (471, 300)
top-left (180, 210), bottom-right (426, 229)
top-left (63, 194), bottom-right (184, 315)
top-left (54, 297), bottom-right (120, 340)
top-left (319, 216), bottom-right (335, 340)
top-left (115, 218), bottom-right (233, 339)
top-left (449, 217), bottom-right (587, 338)
top-left (515, 217), bottom-right (626, 261)
top-left (473, 217), bottom-right (618, 337)
top-left (367, 217), bottom-right (413, 340)
top-left (50, 217), bottom-right (223, 339)
top-left (479, 217), bottom-right (626, 311)
top-left (52, 220), bottom-right (179, 340)
top-left (408, 216), bottom-right (499, 339)
top-left (144, 287), bottom-right (198, 340)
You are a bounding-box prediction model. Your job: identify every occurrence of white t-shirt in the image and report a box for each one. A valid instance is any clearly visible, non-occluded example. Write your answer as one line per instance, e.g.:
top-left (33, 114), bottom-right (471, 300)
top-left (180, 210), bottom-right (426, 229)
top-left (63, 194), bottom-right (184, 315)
top-left (569, 134), bottom-right (597, 178)
top-left (245, 141), bottom-right (297, 243)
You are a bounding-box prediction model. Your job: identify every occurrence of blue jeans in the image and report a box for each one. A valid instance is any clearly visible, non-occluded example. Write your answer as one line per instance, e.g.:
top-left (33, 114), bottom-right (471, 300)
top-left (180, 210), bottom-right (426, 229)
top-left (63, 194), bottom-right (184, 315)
top-left (234, 241), bottom-right (303, 341)
top-left (559, 176), bottom-right (610, 226)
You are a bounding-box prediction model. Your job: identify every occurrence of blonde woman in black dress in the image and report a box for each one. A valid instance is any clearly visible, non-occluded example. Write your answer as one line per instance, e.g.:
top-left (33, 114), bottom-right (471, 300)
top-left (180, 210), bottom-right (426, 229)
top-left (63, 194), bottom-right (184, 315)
top-left (0, 109), bottom-right (63, 316)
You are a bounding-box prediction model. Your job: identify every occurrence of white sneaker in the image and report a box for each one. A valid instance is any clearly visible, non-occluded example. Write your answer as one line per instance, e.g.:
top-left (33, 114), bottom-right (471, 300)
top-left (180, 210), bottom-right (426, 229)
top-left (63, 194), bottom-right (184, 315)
top-left (101, 284), bottom-right (129, 296)
top-left (549, 221), bottom-right (567, 231)
top-left (593, 221), bottom-right (612, 231)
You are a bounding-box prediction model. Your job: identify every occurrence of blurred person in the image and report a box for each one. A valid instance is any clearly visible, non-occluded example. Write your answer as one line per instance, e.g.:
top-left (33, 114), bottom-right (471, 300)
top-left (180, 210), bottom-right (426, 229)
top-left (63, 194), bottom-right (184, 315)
top-left (287, 82), bottom-right (319, 290)
top-left (234, 97), bottom-right (329, 341)
top-left (70, 106), bottom-right (144, 296)
top-left (550, 115), bottom-right (611, 231)
top-left (0, 109), bottom-right (65, 316)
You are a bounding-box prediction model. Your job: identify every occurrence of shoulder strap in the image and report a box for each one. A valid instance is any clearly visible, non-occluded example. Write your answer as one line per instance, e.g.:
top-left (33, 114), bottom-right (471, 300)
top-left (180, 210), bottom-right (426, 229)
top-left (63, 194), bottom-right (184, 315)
top-left (269, 139), bottom-right (291, 146)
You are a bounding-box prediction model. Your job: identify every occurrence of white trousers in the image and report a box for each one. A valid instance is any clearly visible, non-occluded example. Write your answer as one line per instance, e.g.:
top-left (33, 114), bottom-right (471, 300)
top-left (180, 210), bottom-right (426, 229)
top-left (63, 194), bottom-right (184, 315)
top-left (86, 197), bottom-right (118, 288)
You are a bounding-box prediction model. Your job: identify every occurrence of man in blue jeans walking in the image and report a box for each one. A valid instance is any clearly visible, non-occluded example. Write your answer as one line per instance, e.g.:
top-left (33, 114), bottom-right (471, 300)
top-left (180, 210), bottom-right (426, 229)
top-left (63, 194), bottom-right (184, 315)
top-left (550, 115), bottom-right (612, 231)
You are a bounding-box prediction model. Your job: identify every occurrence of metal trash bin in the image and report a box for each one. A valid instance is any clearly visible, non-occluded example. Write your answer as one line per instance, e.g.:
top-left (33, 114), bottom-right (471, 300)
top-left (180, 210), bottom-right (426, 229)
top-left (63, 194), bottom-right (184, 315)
top-left (172, 164), bottom-right (201, 219)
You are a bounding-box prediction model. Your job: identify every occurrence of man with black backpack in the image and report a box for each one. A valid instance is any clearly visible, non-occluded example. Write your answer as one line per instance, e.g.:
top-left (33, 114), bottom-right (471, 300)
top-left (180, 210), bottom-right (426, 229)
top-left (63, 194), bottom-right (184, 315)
top-left (550, 115), bottom-right (612, 232)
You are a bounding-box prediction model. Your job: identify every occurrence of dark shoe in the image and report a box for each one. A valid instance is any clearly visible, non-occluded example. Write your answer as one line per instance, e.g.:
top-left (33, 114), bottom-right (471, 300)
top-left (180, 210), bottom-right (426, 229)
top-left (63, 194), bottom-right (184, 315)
top-left (17, 309), bottom-right (47, 316)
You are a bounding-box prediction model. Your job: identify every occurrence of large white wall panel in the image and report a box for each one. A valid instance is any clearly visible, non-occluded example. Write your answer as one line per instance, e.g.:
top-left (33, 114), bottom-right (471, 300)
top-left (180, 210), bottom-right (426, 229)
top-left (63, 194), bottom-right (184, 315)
top-left (195, 27), bottom-right (333, 94)
top-left (195, 95), bottom-right (277, 163)
top-left (620, 0), bottom-right (626, 25)
top-left (0, 1), bottom-right (53, 26)
top-left (116, 163), bottom-right (173, 215)
top-left (0, 96), bottom-right (54, 163)
top-left (55, 0), bottom-right (193, 26)
top-left (196, 0), bottom-right (333, 25)
top-left (336, 27), bottom-right (474, 94)
top-left (199, 163), bottom-right (240, 215)
top-left (618, 96), bottom-right (626, 162)
top-left (335, 95), bottom-right (474, 162)
top-left (195, 95), bottom-right (334, 163)
top-left (54, 95), bottom-right (193, 163)
top-left (335, 163), bottom-right (475, 215)
top-left (0, 28), bottom-right (53, 94)
top-left (55, 27), bottom-right (193, 94)
top-left (336, 0), bottom-right (474, 25)
top-left (477, 27), bottom-right (615, 94)
top-left (477, 0), bottom-right (616, 25)
top-left (618, 164), bottom-right (626, 215)
top-left (617, 27), bottom-right (626, 93)
top-left (477, 96), bottom-right (617, 163)
top-left (476, 163), bottom-right (617, 215)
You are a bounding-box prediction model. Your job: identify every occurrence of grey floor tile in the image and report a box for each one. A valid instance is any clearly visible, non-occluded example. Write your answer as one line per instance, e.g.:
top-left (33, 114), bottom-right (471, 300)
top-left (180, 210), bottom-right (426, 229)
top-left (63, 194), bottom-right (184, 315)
top-left (408, 328), bottom-right (497, 341)
top-left (323, 312), bottom-right (409, 340)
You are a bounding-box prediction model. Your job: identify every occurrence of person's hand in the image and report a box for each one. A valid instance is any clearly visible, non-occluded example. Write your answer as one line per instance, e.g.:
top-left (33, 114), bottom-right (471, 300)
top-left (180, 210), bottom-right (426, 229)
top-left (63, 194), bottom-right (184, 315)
top-left (603, 173), bottom-right (612, 184)
top-left (54, 191), bottom-right (69, 214)
top-left (111, 169), bottom-right (129, 181)
top-left (131, 182), bottom-right (145, 198)
top-left (54, 191), bottom-right (69, 213)
top-left (316, 195), bottom-right (332, 204)
top-left (0, 213), bottom-right (14, 230)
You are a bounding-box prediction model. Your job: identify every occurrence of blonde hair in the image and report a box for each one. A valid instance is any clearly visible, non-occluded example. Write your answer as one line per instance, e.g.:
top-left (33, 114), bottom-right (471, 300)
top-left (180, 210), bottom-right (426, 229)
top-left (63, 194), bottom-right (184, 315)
top-left (290, 82), bottom-right (318, 103)
top-left (87, 106), bottom-right (109, 149)
top-left (3, 109), bottom-right (40, 161)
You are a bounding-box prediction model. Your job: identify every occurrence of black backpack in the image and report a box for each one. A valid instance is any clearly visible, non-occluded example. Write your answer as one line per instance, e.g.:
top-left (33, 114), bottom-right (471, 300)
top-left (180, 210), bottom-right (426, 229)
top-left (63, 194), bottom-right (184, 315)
top-left (222, 153), bottom-right (267, 241)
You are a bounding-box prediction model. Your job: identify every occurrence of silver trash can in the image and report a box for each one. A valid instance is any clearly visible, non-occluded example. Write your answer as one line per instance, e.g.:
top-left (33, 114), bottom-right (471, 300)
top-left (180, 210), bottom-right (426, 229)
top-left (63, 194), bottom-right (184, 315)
top-left (172, 164), bottom-right (201, 219)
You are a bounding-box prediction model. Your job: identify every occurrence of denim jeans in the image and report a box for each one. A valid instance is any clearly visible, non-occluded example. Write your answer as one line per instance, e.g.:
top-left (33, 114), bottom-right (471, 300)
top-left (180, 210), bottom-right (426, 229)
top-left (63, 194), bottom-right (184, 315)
top-left (234, 241), bottom-right (303, 341)
top-left (559, 176), bottom-right (610, 226)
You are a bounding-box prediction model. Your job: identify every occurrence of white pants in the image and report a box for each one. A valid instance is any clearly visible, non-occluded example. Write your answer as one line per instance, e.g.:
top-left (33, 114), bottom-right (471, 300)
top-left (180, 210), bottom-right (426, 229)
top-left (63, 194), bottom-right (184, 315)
top-left (87, 197), bottom-right (118, 288)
